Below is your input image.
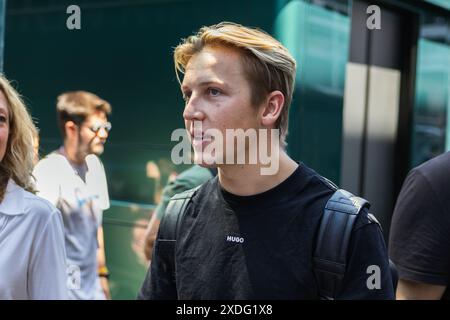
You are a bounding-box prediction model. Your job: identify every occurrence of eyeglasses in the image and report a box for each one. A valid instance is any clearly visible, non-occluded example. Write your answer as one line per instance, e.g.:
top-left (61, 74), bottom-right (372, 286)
top-left (87, 122), bottom-right (112, 134)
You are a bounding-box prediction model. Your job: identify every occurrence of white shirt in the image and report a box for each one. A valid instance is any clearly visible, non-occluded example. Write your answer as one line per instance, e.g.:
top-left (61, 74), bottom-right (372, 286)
top-left (33, 152), bottom-right (109, 300)
top-left (0, 179), bottom-right (68, 300)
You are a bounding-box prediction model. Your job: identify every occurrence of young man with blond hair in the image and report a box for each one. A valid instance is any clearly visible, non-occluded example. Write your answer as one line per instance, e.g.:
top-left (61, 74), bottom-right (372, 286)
top-left (33, 91), bottom-right (112, 300)
top-left (139, 22), bottom-right (394, 300)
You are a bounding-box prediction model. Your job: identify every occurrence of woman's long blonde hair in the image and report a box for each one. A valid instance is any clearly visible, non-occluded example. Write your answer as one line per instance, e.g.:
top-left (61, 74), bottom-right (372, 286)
top-left (0, 75), bottom-right (37, 200)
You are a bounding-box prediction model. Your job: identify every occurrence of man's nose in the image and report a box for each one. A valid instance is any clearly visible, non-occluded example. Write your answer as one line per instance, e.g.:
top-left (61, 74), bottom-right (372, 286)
top-left (183, 96), bottom-right (205, 121)
top-left (97, 127), bottom-right (109, 139)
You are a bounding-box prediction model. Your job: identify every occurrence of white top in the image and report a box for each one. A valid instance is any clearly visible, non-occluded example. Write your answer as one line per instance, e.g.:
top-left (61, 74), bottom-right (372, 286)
top-left (33, 152), bottom-right (110, 214)
top-left (0, 179), bottom-right (68, 300)
top-left (33, 152), bottom-right (109, 300)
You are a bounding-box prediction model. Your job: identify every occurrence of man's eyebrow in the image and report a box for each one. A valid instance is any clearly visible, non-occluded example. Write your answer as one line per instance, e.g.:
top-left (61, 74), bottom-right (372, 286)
top-left (181, 79), bottom-right (227, 91)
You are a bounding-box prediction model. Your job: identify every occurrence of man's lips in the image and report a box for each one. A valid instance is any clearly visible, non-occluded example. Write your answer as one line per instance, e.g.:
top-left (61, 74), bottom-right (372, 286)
top-left (191, 133), bottom-right (213, 147)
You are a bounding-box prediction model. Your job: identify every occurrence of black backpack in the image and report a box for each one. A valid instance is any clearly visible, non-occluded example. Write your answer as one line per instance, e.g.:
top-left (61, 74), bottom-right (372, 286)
top-left (159, 186), bottom-right (398, 300)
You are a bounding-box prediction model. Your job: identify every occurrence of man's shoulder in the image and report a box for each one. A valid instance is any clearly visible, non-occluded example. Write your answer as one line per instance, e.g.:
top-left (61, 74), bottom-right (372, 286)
top-left (318, 185), bottom-right (375, 231)
top-left (413, 152), bottom-right (450, 190)
top-left (416, 151), bottom-right (450, 173)
top-left (297, 161), bottom-right (339, 192)
top-left (172, 176), bottom-right (217, 215)
top-left (85, 154), bottom-right (105, 171)
top-left (397, 152), bottom-right (450, 212)
top-left (353, 207), bottom-right (380, 231)
top-left (303, 163), bottom-right (376, 233)
top-left (189, 175), bottom-right (217, 200)
top-left (36, 151), bottom-right (64, 163)
top-left (33, 152), bottom-right (73, 181)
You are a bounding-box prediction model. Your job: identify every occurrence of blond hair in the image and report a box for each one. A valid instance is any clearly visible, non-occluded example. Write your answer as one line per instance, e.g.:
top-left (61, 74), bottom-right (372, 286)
top-left (0, 75), bottom-right (38, 199)
top-left (174, 22), bottom-right (297, 148)
top-left (56, 91), bottom-right (111, 139)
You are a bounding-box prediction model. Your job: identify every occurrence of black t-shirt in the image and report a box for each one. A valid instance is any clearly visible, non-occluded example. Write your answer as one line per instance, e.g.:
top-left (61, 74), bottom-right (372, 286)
top-left (389, 152), bottom-right (450, 299)
top-left (141, 163), bottom-right (394, 300)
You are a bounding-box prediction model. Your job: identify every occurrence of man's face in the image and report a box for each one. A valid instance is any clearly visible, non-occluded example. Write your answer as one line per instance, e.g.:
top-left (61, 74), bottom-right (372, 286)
top-left (181, 45), bottom-right (262, 166)
top-left (0, 90), bottom-right (9, 163)
top-left (77, 111), bottom-right (110, 158)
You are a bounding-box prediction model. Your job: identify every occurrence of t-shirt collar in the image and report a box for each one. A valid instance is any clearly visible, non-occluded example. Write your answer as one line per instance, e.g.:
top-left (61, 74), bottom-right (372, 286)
top-left (218, 162), bottom-right (304, 211)
top-left (0, 179), bottom-right (26, 216)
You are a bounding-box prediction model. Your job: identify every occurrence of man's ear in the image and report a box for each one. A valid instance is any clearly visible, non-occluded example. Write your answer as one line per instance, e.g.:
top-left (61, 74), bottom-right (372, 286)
top-left (64, 121), bottom-right (78, 140)
top-left (261, 91), bottom-right (285, 127)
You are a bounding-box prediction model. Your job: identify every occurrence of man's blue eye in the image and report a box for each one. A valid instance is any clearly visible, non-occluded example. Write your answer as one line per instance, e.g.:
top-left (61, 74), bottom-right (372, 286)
top-left (209, 88), bottom-right (221, 96)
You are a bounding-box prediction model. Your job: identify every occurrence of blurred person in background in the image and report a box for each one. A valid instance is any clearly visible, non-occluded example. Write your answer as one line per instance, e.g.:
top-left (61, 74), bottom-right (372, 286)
top-left (389, 151), bottom-right (450, 300)
top-left (33, 91), bottom-right (112, 300)
top-left (32, 128), bottom-right (40, 165)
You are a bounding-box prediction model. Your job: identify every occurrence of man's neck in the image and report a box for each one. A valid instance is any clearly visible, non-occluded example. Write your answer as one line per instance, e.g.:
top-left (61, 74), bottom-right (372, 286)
top-left (62, 142), bottom-right (85, 165)
top-left (217, 150), bottom-right (298, 196)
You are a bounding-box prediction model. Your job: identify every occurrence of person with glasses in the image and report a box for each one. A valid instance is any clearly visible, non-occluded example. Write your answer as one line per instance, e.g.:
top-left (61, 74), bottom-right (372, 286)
top-left (33, 91), bottom-right (112, 300)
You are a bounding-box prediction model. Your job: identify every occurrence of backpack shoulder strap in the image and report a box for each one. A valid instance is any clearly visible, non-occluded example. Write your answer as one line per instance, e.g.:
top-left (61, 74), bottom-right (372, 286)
top-left (313, 189), bottom-right (370, 300)
top-left (161, 185), bottom-right (200, 240)
top-left (158, 185), bottom-right (200, 283)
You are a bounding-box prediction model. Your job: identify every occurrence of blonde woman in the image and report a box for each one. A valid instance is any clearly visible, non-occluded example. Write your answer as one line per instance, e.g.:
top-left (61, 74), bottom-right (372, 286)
top-left (0, 75), bottom-right (68, 299)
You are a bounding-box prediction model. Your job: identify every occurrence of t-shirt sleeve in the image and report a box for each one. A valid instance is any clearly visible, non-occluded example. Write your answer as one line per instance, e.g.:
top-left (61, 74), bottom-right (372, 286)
top-left (337, 211), bottom-right (395, 300)
top-left (33, 159), bottom-right (60, 206)
top-left (28, 209), bottom-right (69, 300)
top-left (389, 169), bottom-right (450, 285)
top-left (86, 154), bottom-right (110, 210)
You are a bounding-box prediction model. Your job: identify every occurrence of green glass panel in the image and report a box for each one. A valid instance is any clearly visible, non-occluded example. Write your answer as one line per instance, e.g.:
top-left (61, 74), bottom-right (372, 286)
top-left (276, 0), bottom-right (350, 184)
top-left (411, 39), bottom-right (450, 167)
top-left (425, 0), bottom-right (450, 11)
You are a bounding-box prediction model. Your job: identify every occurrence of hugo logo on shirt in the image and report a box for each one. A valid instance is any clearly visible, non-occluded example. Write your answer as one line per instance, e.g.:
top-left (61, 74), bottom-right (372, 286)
top-left (226, 235), bottom-right (245, 243)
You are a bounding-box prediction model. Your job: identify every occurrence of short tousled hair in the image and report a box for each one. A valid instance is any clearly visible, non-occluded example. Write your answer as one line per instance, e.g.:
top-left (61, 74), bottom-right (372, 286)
top-left (56, 91), bottom-right (111, 138)
top-left (0, 74), bottom-right (38, 198)
top-left (174, 22), bottom-right (297, 149)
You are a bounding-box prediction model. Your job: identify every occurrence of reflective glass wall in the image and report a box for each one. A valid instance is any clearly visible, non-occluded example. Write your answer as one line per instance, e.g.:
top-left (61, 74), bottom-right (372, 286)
top-left (276, 0), bottom-right (351, 183)
top-left (411, 12), bottom-right (450, 167)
